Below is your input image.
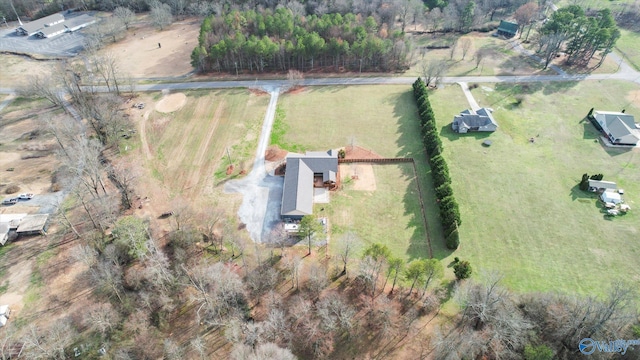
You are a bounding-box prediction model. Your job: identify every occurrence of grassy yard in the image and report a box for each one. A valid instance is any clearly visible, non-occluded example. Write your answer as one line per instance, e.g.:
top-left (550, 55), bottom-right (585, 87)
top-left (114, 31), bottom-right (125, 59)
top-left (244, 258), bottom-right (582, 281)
top-left (430, 80), bottom-right (640, 295)
top-left (144, 89), bottom-right (269, 198)
top-left (276, 85), bottom-right (444, 260)
top-left (616, 29), bottom-right (640, 71)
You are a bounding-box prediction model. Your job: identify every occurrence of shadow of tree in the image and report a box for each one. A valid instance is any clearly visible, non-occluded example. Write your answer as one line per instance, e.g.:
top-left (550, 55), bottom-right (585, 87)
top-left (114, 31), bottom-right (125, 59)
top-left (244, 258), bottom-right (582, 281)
top-left (390, 89), bottom-right (453, 260)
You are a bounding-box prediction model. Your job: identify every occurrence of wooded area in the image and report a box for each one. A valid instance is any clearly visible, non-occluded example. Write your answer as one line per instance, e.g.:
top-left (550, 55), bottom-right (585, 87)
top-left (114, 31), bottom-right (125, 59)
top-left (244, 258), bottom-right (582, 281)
top-left (191, 9), bottom-right (411, 73)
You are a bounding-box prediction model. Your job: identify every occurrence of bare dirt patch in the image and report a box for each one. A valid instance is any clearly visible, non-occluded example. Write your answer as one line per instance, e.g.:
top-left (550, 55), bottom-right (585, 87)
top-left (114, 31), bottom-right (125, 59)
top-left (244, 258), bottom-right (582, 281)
top-left (340, 163), bottom-right (377, 191)
top-left (265, 145), bottom-right (288, 162)
top-left (155, 93), bottom-right (187, 113)
top-left (104, 19), bottom-right (200, 78)
top-left (344, 145), bottom-right (383, 160)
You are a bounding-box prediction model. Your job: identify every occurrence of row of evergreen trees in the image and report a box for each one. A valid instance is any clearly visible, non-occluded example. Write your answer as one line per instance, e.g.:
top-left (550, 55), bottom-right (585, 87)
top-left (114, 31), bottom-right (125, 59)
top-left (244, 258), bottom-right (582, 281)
top-left (192, 8), bottom-right (410, 73)
top-left (412, 78), bottom-right (461, 250)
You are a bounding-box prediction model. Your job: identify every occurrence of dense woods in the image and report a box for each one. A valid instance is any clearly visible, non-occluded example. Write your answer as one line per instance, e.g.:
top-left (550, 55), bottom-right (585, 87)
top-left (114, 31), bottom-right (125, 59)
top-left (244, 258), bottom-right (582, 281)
top-left (191, 9), bottom-right (411, 73)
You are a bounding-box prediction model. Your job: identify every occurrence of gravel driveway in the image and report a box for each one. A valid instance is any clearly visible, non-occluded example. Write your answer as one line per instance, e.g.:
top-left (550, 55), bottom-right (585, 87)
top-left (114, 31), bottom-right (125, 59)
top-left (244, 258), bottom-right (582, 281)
top-left (224, 87), bottom-right (284, 243)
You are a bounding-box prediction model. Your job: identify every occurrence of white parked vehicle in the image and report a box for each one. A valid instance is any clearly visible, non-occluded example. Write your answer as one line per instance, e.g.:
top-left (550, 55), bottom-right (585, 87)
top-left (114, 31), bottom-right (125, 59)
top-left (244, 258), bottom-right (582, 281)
top-left (18, 193), bottom-right (34, 200)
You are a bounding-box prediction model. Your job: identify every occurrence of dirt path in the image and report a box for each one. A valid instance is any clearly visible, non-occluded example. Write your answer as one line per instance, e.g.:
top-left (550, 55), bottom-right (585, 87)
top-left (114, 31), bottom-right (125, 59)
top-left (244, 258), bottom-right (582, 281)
top-left (140, 110), bottom-right (153, 160)
top-left (185, 100), bottom-right (226, 196)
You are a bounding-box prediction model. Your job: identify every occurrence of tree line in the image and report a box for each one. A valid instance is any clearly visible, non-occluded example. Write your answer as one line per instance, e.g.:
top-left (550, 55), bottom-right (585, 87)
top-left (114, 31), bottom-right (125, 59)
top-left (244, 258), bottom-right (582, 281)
top-left (412, 78), bottom-right (461, 250)
top-left (192, 8), bottom-right (411, 73)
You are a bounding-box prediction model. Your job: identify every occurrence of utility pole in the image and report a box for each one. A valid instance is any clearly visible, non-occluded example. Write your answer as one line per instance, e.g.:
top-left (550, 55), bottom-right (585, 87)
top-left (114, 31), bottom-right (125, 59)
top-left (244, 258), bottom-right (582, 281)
top-left (226, 147), bottom-right (232, 165)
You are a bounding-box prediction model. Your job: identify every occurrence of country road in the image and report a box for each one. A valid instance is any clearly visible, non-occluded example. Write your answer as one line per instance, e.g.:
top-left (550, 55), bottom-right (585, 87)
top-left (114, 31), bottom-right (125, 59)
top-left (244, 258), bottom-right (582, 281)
top-left (1, 58), bottom-right (639, 95)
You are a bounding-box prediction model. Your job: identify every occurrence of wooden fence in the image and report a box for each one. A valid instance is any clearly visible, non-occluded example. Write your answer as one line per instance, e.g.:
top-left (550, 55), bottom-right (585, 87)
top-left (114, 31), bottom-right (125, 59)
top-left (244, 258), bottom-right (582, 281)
top-left (338, 157), bottom-right (433, 258)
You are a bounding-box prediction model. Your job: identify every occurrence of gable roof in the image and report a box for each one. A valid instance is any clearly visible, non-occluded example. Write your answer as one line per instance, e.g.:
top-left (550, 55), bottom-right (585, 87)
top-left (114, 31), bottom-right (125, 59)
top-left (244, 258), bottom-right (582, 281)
top-left (497, 20), bottom-right (518, 34)
top-left (594, 111), bottom-right (639, 144)
top-left (588, 179), bottom-right (617, 190)
top-left (453, 108), bottom-right (498, 129)
top-left (281, 151), bottom-right (338, 217)
top-left (17, 13), bottom-right (65, 35)
top-left (36, 22), bottom-right (67, 37)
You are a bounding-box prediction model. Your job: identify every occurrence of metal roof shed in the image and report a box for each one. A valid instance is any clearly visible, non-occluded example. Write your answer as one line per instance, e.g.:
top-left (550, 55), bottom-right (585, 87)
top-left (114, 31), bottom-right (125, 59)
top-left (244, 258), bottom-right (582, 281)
top-left (16, 214), bottom-right (49, 235)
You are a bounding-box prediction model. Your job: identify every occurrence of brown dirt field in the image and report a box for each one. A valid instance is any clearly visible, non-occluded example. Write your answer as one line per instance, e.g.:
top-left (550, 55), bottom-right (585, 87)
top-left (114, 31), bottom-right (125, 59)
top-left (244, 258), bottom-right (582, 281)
top-left (155, 93), bottom-right (187, 113)
top-left (104, 19), bottom-right (200, 78)
top-left (0, 54), bottom-right (53, 87)
top-left (340, 164), bottom-right (377, 191)
top-left (344, 145), bottom-right (383, 160)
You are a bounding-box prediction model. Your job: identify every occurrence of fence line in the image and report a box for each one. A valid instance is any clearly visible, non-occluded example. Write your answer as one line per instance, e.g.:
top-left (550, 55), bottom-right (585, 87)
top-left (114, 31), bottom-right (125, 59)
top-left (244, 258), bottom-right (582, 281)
top-left (339, 157), bottom-right (433, 258)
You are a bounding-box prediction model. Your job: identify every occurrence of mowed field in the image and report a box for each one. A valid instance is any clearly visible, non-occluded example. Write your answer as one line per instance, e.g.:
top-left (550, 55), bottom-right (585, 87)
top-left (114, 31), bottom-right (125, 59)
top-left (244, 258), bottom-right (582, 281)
top-left (141, 89), bottom-right (269, 202)
top-left (276, 85), bottom-right (443, 261)
top-left (430, 80), bottom-right (640, 295)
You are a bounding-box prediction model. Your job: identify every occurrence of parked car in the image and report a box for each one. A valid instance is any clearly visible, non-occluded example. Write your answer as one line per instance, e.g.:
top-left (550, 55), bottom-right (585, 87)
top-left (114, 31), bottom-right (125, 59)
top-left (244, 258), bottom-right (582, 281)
top-left (18, 193), bottom-right (34, 200)
top-left (1, 198), bottom-right (18, 205)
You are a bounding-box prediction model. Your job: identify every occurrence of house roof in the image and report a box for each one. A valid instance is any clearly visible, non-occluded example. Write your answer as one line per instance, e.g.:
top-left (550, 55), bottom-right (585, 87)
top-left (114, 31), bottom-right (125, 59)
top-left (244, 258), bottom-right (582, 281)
top-left (0, 214), bottom-right (27, 230)
top-left (594, 111), bottom-right (639, 143)
top-left (17, 13), bottom-right (65, 34)
top-left (0, 224), bottom-right (8, 246)
top-left (588, 180), bottom-right (617, 190)
top-left (16, 214), bottom-right (49, 234)
top-left (64, 14), bottom-right (97, 31)
top-left (497, 20), bottom-right (518, 34)
top-left (601, 190), bottom-right (622, 203)
top-left (281, 150), bottom-right (338, 217)
top-left (453, 108), bottom-right (498, 128)
top-left (37, 22), bottom-right (67, 37)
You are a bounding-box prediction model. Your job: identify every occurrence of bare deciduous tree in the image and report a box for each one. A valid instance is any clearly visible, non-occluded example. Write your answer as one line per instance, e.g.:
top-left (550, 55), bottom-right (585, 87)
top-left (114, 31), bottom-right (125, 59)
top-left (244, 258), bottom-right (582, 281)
top-left (82, 302), bottom-right (120, 336)
top-left (113, 6), bottom-right (135, 30)
top-left (337, 232), bottom-right (357, 277)
top-left (420, 58), bottom-right (449, 87)
top-left (460, 38), bottom-right (472, 60)
top-left (108, 159), bottom-right (141, 210)
top-left (149, 0), bottom-right (173, 30)
top-left (22, 319), bottom-right (77, 359)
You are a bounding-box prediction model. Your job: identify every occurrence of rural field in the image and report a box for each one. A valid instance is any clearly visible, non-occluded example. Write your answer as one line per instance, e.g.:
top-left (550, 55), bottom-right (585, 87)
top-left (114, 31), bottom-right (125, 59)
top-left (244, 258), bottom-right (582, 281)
top-left (430, 80), bottom-right (640, 295)
top-left (617, 29), bottom-right (640, 71)
top-left (408, 32), bottom-right (553, 77)
top-left (275, 85), bottom-right (451, 261)
top-left (137, 89), bottom-right (270, 207)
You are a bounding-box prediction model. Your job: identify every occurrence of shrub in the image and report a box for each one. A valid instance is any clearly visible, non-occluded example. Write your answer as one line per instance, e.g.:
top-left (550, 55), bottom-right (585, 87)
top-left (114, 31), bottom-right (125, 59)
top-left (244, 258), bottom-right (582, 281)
top-left (589, 173), bottom-right (604, 180)
top-left (4, 184), bottom-right (19, 194)
top-left (446, 229), bottom-right (460, 250)
top-left (338, 149), bottom-right (346, 159)
top-left (435, 183), bottom-right (453, 200)
top-left (453, 260), bottom-right (472, 280)
top-left (453, 257), bottom-right (460, 263)
top-left (579, 173), bottom-right (590, 191)
top-left (524, 344), bottom-right (554, 360)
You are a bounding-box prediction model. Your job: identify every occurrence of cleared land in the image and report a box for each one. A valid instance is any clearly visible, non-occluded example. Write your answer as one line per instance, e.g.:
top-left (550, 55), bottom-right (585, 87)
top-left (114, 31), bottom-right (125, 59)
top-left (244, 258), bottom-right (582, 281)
top-left (276, 85), bottom-right (441, 260)
top-left (431, 80), bottom-right (640, 295)
top-left (616, 29), bottom-right (640, 71)
top-left (138, 89), bottom-right (269, 206)
top-left (408, 32), bottom-right (552, 77)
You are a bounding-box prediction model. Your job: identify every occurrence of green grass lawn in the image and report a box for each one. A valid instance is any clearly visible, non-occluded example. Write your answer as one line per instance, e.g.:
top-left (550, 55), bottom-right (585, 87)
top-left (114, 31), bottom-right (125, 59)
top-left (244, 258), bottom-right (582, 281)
top-left (323, 164), bottom-right (430, 260)
top-left (277, 85), bottom-right (443, 260)
top-left (616, 29), bottom-right (640, 71)
top-left (430, 80), bottom-right (640, 295)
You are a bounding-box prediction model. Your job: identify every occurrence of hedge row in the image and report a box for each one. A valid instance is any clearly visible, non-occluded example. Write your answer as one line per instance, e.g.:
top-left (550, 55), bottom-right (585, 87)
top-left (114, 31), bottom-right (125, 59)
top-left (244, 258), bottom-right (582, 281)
top-left (412, 78), bottom-right (461, 250)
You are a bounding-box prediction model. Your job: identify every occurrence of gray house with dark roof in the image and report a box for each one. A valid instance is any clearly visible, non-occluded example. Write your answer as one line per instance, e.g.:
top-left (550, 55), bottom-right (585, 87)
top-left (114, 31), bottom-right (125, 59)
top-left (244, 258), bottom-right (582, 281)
top-left (452, 108), bottom-right (498, 133)
top-left (592, 111), bottom-right (640, 146)
top-left (281, 150), bottom-right (338, 219)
